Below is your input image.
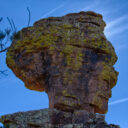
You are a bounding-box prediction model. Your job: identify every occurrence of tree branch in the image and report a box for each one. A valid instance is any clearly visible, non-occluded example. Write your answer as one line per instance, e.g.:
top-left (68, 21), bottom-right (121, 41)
top-left (27, 7), bottom-right (31, 27)
top-left (0, 46), bottom-right (10, 53)
top-left (0, 70), bottom-right (8, 76)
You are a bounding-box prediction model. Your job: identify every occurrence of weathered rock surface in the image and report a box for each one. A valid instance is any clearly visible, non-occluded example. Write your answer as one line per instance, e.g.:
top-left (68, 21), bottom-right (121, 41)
top-left (1, 11), bottom-right (119, 127)
top-left (6, 11), bottom-right (118, 114)
top-left (0, 108), bottom-right (120, 128)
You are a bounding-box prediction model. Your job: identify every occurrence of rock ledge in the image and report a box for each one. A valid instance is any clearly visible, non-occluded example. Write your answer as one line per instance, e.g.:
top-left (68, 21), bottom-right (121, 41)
top-left (0, 109), bottom-right (120, 128)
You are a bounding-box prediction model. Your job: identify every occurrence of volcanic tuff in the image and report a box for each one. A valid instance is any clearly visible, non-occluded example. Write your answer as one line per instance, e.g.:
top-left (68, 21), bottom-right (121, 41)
top-left (0, 11), bottom-right (119, 128)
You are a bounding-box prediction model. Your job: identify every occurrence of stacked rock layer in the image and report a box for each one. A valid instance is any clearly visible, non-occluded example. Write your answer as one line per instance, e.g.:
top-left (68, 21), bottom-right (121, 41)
top-left (0, 109), bottom-right (120, 128)
top-left (0, 11), bottom-right (119, 128)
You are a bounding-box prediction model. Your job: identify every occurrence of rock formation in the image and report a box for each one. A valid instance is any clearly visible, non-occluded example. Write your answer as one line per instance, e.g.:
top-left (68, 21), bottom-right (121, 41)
top-left (0, 11), bottom-right (119, 128)
top-left (0, 109), bottom-right (120, 128)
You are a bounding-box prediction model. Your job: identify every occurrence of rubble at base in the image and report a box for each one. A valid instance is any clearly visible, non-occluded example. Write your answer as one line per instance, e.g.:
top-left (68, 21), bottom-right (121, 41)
top-left (0, 109), bottom-right (120, 128)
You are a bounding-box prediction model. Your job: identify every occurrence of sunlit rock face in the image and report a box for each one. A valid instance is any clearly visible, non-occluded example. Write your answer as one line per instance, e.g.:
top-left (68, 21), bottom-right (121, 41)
top-left (6, 11), bottom-right (118, 114)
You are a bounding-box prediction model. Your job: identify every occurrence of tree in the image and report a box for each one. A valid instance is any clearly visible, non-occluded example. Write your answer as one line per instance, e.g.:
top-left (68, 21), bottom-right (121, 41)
top-left (0, 7), bottom-right (31, 75)
top-left (0, 17), bottom-right (12, 75)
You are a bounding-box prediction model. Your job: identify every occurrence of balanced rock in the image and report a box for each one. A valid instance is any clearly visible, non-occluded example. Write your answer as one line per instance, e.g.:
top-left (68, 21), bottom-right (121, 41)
top-left (1, 11), bottom-right (119, 127)
top-left (6, 11), bottom-right (118, 114)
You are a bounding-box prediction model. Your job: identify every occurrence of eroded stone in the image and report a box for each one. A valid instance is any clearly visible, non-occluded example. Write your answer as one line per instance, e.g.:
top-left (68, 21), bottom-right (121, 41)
top-left (6, 11), bottom-right (118, 114)
top-left (0, 109), bottom-right (120, 128)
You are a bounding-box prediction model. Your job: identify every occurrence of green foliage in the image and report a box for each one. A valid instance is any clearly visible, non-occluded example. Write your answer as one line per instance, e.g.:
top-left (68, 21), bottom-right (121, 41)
top-left (0, 7), bottom-right (31, 75)
top-left (0, 17), bottom-right (13, 52)
top-left (0, 7), bottom-right (31, 53)
top-left (10, 31), bottom-right (21, 41)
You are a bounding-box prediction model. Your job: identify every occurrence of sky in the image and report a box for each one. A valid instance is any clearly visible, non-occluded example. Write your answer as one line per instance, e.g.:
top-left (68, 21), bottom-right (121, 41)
top-left (0, 0), bottom-right (128, 127)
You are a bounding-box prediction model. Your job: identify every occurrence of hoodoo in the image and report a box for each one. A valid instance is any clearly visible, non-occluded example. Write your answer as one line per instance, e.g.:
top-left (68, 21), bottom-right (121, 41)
top-left (0, 11), bottom-right (119, 128)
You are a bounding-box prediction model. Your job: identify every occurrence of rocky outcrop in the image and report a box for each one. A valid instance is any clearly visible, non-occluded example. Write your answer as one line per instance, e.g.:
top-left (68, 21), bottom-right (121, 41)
top-left (0, 11), bottom-right (119, 127)
top-left (0, 108), bottom-right (120, 128)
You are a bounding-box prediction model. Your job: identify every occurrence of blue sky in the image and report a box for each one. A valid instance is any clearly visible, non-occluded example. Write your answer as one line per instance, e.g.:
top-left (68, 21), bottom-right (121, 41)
top-left (0, 0), bottom-right (128, 127)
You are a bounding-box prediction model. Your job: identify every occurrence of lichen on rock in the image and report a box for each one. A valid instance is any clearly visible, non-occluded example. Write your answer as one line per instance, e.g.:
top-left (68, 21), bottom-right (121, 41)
top-left (1, 11), bottom-right (120, 128)
top-left (0, 109), bottom-right (120, 128)
top-left (6, 11), bottom-right (118, 114)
